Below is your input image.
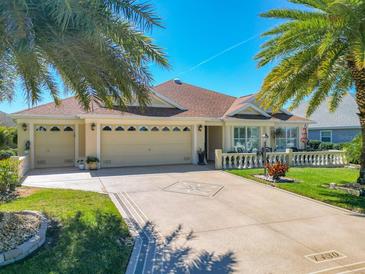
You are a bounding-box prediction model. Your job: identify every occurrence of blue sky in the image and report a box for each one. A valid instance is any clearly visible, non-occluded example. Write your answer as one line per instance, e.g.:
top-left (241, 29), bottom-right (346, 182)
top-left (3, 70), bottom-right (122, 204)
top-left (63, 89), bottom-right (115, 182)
top-left (0, 0), bottom-right (293, 113)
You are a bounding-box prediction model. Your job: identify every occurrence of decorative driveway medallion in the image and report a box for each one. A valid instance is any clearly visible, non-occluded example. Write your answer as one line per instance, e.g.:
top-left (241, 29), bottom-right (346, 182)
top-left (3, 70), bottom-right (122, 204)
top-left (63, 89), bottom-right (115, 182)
top-left (164, 181), bottom-right (224, 197)
top-left (305, 250), bottom-right (346, 263)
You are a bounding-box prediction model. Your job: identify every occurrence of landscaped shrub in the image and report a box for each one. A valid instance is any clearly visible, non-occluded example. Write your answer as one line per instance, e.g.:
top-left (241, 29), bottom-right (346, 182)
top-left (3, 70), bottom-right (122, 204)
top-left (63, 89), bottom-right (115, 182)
top-left (0, 149), bottom-right (16, 160)
top-left (308, 140), bottom-right (321, 150)
top-left (343, 135), bottom-right (362, 164)
top-left (0, 158), bottom-right (19, 193)
top-left (333, 143), bottom-right (343, 150)
top-left (319, 142), bottom-right (334, 150)
top-left (265, 162), bottom-right (289, 180)
top-left (0, 127), bottom-right (17, 149)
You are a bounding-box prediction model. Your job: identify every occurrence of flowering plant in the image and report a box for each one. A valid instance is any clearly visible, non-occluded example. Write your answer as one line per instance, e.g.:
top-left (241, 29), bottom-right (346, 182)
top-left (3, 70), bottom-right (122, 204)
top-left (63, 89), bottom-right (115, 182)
top-left (265, 162), bottom-right (289, 181)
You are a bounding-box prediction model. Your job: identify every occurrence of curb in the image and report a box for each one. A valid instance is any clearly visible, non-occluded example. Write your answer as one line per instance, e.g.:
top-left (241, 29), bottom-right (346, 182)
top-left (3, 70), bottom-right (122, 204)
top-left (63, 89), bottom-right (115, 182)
top-left (109, 192), bottom-right (159, 274)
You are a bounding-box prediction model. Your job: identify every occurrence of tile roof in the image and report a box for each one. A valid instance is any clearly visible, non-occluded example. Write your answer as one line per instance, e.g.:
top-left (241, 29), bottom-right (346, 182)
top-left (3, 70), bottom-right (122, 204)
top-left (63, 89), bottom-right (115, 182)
top-left (292, 94), bottom-right (360, 128)
top-left (13, 80), bottom-right (309, 122)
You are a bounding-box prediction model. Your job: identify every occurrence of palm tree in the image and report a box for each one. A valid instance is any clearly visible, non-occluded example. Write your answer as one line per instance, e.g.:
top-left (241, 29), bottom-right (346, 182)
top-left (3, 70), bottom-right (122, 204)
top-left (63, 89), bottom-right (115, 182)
top-left (0, 0), bottom-right (168, 109)
top-left (256, 0), bottom-right (365, 184)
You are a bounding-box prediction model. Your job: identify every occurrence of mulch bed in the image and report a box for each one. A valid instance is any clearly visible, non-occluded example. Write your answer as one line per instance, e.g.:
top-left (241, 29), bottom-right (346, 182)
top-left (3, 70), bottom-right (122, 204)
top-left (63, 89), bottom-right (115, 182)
top-left (0, 212), bottom-right (42, 253)
top-left (0, 187), bottom-right (39, 204)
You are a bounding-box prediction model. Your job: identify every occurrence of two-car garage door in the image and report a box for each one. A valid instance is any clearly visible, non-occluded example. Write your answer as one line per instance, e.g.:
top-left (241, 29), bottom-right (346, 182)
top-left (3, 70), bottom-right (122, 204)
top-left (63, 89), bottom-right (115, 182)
top-left (101, 125), bottom-right (192, 168)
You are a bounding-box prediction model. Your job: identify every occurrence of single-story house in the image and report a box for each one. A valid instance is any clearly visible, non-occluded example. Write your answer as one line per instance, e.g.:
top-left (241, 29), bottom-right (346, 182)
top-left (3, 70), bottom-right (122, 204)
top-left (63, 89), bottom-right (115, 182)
top-left (292, 94), bottom-right (361, 144)
top-left (12, 80), bottom-right (310, 169)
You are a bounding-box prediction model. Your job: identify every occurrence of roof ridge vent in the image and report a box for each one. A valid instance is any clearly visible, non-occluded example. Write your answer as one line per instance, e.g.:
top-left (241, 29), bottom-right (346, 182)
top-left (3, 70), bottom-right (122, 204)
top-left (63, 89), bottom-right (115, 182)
top-left (174, 78), bottom-right (182, 85)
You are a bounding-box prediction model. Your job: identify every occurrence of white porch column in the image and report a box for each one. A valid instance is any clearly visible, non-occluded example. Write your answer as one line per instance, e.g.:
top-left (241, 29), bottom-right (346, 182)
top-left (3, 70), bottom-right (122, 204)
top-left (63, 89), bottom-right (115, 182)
top-left (74, 124), bottom-right (79, 166)
top-left (29, 123), bottom-right (35, 169)
top-left (96, 123), bottom-right (101, 161)
top-left (224, 125), bottom-right (232, 152)
top-left (192, 124), bottom-right (198, 164)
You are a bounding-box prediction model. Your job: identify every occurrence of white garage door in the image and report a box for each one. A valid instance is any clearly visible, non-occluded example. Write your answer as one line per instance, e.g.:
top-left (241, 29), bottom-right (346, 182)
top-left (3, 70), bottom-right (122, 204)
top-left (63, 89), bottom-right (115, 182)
top-left (34, 125), bottom-right (75, 168)
top-left (101, 125), bottom-right (192, 168)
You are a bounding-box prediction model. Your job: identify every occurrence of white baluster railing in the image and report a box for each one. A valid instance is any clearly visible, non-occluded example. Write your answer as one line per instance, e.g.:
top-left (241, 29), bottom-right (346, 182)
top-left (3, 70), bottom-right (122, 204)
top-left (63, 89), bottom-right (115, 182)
top-left (216, 149), bottom-right (347, 170)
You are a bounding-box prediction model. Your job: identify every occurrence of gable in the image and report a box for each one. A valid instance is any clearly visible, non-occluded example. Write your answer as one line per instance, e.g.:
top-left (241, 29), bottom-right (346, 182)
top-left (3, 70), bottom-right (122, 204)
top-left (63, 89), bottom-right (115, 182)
top-left (234, 105), bottom-right (267, 116)
top-left (129, 92), bottom-right (185, 109)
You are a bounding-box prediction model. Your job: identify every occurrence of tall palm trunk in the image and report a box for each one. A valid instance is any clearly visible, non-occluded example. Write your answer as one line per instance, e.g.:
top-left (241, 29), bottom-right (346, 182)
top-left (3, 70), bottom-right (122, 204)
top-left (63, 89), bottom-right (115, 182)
top-left (349, 61), bottom-right (365, 184)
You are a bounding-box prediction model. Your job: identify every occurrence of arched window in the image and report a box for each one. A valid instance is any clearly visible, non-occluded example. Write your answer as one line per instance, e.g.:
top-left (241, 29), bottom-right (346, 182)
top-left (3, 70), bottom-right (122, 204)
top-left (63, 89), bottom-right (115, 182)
top-left (183, 127), bottom-right (191, 132)
top-left (162, 127), bottom-right (170, 132)
top-left (139, 126), bottom-right (149, 132)
top-left (128, 126), bottom-right (136, 131)
top-left (102, 126), bottom-right (112, 131)
top-left (36, 126), bottom-right (47, 132)
top-left (64, 126), bottom-right (74, 132)
top-left (173, 127), bottom-right (181, 132)
top-left (151, 126), bottom-right (159, 132)
top-left (115, 126), bottom-right (124, 131)
top-left (50, 126), bottom-right (61, 132)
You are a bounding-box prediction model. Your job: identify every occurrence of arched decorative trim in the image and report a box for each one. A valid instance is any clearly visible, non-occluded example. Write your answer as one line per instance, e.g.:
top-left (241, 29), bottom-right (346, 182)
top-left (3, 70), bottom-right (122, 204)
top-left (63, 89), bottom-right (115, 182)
top-left (183, 127), bottom-right (191, 132)
top-left (36, 126), bottom-right (47, 132)
top-left (50, 126), bottom-right (61, 132)
top-left (64, 126), bottom-right (74, 132)
top-left (102, 126), bottom-right (112, 131)
top-left (151, 126), bottom-right (159, 132)
top-left (128, 126), bottom-right (136, 131)
top-left (162, 126), bottom-right (170, 132)
top-left (115, 126), bottom-right (124, 131)
top-left (139, 126), bottom-right (149, 132)
top-left (173, 127), bottom-right (181, 132)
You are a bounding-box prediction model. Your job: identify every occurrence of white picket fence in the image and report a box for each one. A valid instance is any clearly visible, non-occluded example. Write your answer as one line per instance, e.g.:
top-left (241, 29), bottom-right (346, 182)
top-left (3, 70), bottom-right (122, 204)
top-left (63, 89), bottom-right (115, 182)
top-left (215, 149), bottom-right (347, 170)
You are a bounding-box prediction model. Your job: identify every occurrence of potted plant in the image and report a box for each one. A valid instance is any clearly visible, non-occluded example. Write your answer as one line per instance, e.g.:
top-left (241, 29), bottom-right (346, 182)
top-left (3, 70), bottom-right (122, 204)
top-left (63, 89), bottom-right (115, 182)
top-left (86, 156), bottom-right (99, 170)
top-left (77, 159), bottom-right (85, 170)
top-left (197, 148), bottom-right (206, 165)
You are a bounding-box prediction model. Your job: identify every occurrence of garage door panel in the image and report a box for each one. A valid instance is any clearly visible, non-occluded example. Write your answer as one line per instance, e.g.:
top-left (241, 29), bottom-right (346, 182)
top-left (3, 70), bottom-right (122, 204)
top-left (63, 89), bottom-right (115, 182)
top-left (35, 126), bottom-right (75, 168)
top-left (101, 129), bottom-right (192, 168)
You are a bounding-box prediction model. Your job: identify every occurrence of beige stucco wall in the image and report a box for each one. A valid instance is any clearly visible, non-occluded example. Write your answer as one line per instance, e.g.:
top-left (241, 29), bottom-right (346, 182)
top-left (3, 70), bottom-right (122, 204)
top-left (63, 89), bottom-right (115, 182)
top-left (14, 116), bottom-right (307, 168)
top-left (79, 124), bottom-right (86, 158)
top-left (17, 123), bottom-right (30, 156)
top-left (84, 122), bottom-right (98, 158)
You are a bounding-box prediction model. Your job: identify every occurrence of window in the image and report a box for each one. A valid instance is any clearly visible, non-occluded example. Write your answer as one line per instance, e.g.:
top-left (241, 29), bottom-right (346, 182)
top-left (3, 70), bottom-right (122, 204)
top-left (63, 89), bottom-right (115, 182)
top-left (321, 130), bottom-right (332, 143)
top-left (173, 127), bottom-right (181, 132)
top-left (183, 127), bottom-right (191, 132)
top-left (233, 127), bottom-right (260, 151)
top-left (151, 127), bottom-right (159, 132)
top-left (36, 126), bottom-right (47, 132)
top-left (115, 126), bottom-right (124, 131)
top-left (127, 126), bottom-right (136, 131)
top-left (64, 126), bottom-right (74, 132)
top-left (102, 126), bottom-right (112, 131)
top-left (275, 127), bottom-right (299, 150)
top-left (139, 126), bottom-right (149, 132)
top-left (50, 126), bottom-right (60, 132)
top-left (162, 127), bottom-right (170, 132)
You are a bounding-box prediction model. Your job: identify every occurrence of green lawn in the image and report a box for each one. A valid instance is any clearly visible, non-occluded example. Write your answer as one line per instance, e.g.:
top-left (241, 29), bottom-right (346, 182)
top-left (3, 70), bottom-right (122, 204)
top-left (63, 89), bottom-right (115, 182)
top-left (228, 168), bottom-right (365, 213)
top-left (0, 189), bottom-right (132, 274)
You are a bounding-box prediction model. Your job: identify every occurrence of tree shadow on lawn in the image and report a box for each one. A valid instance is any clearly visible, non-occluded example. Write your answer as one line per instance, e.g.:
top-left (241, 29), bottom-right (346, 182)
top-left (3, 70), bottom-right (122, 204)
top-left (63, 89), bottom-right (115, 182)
top-left (317, 188), bottom-right (365, 213)
top-left (0, 211), bottom-right (132, 274)
top-left (137, 223), bottom-right (238, 273)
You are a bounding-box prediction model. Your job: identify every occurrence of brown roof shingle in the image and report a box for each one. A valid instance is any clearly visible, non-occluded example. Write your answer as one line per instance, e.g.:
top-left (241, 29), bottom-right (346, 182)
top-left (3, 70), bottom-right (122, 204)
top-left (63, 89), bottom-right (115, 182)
top-left (13, 80), bottom-right (309, 122)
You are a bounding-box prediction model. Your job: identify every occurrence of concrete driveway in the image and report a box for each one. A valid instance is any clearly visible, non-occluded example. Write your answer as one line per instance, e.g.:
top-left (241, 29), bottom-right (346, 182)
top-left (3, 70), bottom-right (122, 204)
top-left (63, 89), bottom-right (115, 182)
top-left (23, 165), bottom-right (365, 274)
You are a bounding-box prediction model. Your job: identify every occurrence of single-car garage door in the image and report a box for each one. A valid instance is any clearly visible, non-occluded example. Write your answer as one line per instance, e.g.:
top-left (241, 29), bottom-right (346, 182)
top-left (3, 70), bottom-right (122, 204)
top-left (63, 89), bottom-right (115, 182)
top-left (34, 125), bottom-right (75, 168)
top-left (101, 125), bottom-right (192, 168)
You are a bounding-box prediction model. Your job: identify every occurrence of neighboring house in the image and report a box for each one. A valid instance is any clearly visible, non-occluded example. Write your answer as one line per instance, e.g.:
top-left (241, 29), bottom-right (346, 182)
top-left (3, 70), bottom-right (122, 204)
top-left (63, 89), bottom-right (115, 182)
top-left (11, 80), bottom-right (309, 169)
top-left (293, 94), bottom-right (361, 144)
top-left (0, 111), bottom-right (15, 127)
